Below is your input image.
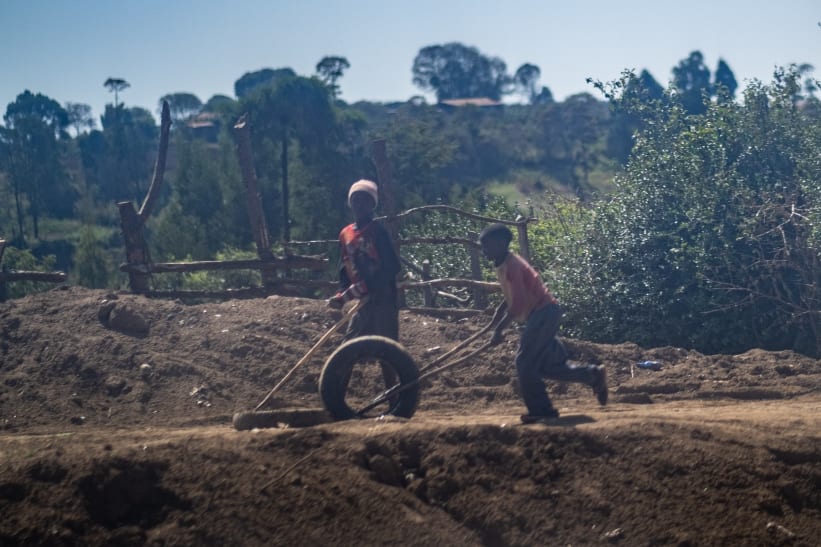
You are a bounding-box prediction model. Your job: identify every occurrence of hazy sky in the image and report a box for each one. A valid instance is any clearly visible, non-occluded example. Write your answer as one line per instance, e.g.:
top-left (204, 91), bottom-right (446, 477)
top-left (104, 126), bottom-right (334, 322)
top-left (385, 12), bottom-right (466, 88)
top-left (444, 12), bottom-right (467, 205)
top-left (1, 0), bottom-right (819, 124)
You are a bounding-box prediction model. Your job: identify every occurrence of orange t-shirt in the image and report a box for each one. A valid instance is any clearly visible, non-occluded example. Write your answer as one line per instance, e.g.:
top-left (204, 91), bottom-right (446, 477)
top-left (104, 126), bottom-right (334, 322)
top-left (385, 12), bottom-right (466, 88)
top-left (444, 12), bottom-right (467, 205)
top-left (496, 252), bottom-right (557, 322)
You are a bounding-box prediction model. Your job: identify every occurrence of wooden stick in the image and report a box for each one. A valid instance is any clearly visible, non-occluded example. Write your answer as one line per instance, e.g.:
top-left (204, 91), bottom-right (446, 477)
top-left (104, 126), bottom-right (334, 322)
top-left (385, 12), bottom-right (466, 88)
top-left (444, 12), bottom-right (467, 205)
top-left (0, 271), bottom-right (67, 283)
top-left (418, 316), bottom-right (497, 374)
top-left (259, 449), bottom-right (319, 492)
top-left (120, 255), bottom-right (327, 274)
top-left (383, 204), bottom-right (536, 225)
top-left (138, 101), bottom-right (171, 222)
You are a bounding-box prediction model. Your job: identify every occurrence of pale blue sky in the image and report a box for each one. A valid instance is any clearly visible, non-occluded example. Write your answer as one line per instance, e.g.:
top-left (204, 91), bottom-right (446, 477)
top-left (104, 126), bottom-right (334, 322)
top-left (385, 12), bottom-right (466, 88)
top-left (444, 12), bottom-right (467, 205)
top-left (1, 0), bottom-right (819, 125)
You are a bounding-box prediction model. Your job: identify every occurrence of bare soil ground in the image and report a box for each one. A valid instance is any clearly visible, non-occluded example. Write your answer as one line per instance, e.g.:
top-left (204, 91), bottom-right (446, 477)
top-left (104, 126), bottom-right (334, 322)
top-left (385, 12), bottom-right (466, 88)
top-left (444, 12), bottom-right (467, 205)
top-left (1, 286), bottom-right (819, 546)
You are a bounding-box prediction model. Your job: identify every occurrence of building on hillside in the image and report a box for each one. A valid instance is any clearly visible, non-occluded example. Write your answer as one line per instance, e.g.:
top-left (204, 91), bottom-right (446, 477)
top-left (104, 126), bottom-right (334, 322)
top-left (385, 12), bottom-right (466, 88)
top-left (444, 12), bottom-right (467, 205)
top-left (186, 111), bottom-right (221, 142)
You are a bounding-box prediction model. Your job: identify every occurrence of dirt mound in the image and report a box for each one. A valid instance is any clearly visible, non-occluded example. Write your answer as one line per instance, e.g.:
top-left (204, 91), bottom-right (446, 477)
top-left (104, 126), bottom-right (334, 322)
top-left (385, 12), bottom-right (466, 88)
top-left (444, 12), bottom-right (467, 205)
top-left (1, 287), bottom-right (819, 545)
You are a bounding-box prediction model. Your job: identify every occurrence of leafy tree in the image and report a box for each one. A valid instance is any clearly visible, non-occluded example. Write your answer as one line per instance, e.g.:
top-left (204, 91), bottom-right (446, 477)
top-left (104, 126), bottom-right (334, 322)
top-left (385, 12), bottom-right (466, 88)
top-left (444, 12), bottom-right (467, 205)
top-left (532, 86), bottom-right (554, 105)
top-left (795, 63), bottom-right (817, 98)
top-left (73, 223), bottom-right (112, 288)
top-left (315, 56), bottom-right (350, 98)
top-left (158, 92), bottom-right (202, 123)
top-left (85, 105), bottom-right (157, 203)
top-left (103, 78), bottom-right (130, 108)
top-left (539, 93), bottom-right (608, 197)
top-left (203, 94), bottom-right (236, 113)
top-left (558, 66), bottom-right (821, 356)
top-left (65, 102), bottom-right (95, 136)
top-left (412, 43), bottom-right (510, 101)
top-left (513, 63), bottom-right (541, 103)
top-left (234, 68), bottom-right (296, 99)
top-left (635, 70), bottom-right (664, 101)
top-left (2, 91), bottom-right (73, 239)
top-left (148, 136), bottom-right (236, 262)
top-left (597, 69), bottom-right (665, 164)
top-left (713, 58), bottom-right (738, 101)
top-left (379, 107), bottom-right (459, 205)
top-left (4, 90), bottom-right (68, 133)
top-left (239, 75), bottom-right (341, 241)
top-left (672, 51), bottom-right (711, 115)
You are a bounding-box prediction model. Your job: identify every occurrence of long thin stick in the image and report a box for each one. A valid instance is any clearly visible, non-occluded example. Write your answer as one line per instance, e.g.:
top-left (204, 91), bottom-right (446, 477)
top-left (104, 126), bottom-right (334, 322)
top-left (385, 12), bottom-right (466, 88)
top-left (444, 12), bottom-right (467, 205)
top-left (357, 340), bottom-right (495, 416)
top-left (255, 300), bottom-right (363, 410)
top-left (259, 449), bottom-right (319, 492)
top-left (418, 315), bottom-right (497, 374)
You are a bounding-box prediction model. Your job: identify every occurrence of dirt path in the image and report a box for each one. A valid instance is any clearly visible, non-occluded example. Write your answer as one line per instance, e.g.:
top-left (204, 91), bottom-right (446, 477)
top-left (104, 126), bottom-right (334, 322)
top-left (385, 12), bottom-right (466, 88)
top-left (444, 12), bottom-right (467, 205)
top-left (1, 287), bottom-right (820, 545)
top-left (2, 396), bottom-right (819, 546)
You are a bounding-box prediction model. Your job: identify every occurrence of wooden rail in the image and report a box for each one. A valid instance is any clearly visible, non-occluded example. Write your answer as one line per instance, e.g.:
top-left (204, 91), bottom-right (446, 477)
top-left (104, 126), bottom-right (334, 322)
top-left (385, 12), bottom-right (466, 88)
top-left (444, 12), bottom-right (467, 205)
top-left (0, 239), bottom-right (67, 301)
top-left (112, 114), bottom-right (530, 309)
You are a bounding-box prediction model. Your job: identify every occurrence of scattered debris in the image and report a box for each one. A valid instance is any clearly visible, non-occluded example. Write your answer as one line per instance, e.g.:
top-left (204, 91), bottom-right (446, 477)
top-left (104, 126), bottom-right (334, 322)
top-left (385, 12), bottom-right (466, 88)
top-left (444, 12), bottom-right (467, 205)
top-left (636, 360), bottom-right (662, 371)
top-left (766, 522), bottom-right (795, 538)
top-left (139, 363), bottom-right (152, 378)
top-left (190, 385), bottom-right (211, 407)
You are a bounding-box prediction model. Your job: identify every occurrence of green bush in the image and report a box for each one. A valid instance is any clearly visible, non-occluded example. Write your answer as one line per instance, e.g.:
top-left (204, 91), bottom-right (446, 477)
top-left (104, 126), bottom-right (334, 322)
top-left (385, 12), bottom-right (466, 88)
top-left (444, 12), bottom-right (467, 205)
top-left (1, 245), bottom-right (58, 299)
top-left (557, 67), bottom-right (821, 356)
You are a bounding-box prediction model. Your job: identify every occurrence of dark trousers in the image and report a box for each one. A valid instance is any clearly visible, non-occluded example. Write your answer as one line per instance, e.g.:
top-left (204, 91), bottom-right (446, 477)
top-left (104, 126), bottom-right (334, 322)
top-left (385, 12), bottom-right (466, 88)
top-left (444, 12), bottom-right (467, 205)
top-left (343, 289), bottom-right (399, 390)
top-left (343, 291), bottom-right (399, 342)
top-left (515, 304), bottom-right (597, 415)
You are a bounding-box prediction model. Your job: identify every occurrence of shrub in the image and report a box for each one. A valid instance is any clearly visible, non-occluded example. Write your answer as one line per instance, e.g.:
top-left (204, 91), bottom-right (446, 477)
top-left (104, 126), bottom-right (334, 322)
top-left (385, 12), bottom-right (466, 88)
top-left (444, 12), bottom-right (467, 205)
top-left (559, 67), bottom-right (821, 356)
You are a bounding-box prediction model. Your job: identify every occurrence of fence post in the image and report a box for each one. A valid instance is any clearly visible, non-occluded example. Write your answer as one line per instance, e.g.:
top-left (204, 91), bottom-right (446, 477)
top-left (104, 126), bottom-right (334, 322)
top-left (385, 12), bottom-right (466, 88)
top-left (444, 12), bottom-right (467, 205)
top-left (137, 101), bottom-right (171, 222)
top-left (371, 139), bottom-right (405, 307)
top-left (118, 202), bottom-right (151, 293)
top-left (468, 232), bottom-right (487, 310)
top-left (233, 114), bottom-right (277, 286)
top-left (516, 216), bottom-right (531, 263)
top-left (422, 259), bottom-right (436, 307)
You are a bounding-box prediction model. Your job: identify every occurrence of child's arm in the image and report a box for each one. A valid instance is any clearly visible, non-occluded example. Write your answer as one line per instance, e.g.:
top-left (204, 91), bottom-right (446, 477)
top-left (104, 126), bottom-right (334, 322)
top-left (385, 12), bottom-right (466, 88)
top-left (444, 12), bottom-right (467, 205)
top-left (329, 239), bottom-right (364, 308)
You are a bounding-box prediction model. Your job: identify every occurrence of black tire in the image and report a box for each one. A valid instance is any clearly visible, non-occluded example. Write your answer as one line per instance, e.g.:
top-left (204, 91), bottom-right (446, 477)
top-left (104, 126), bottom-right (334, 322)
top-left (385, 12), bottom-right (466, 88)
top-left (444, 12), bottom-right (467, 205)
top-left (319, 335), bottom-right (420, 420)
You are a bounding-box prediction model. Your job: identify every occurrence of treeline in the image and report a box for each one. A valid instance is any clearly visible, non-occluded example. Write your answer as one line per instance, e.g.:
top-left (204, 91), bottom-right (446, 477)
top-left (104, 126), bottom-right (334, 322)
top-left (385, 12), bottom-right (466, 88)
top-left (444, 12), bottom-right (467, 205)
top-left (1, 44), bottom-right (819, 356)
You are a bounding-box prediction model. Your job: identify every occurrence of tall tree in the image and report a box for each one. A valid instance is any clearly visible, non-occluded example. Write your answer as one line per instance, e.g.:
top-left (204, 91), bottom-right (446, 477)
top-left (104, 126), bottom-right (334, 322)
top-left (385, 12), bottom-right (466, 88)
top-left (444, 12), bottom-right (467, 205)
top-left (796, 63), bottom-right (817, 98)
top-left (636, 70), bottom-right (664, 101)
top-left (103, 78), bottom-right (130, 108)
top-left (604, 69), bottom-right (665, 163)
top-left (513, 63), bottom-right (541, 104)
top-left (203, 94), bottom-right (236, 112)
top-left (240, 76), bottom-right (339, 241)
top-left (713, 58), bottom-right (738, 101)
top-left (87, 105), bottom-right (157, 203)
top-left (2, 91), bottom-right (73, 239)
top-left (532, 86), bottom-right (554, 105)
top-left (234, 68), bottom-right (296, 98)
top-left (315, 56), bottom-right (350, 98)
top-left (65, 102), bottom-right (95, 136)
top-left (158, 92), bottom-right (202, 123)
top-left (672, 51), bottom-right (711, 115)
top-left (412, 42), bottom-right (510, 101)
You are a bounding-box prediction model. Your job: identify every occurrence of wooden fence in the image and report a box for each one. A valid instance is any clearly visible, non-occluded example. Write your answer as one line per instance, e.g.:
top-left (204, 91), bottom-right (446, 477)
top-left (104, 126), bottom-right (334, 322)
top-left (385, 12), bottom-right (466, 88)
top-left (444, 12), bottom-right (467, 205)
top-left (116, 104), bottom-right (535, 312)
top-left (0, 239), bottom-right (67, 301)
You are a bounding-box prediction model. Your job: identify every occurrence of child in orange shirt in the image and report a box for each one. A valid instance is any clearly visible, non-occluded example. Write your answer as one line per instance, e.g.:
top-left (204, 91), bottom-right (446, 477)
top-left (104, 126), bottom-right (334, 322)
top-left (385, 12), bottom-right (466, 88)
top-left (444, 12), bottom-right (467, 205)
top-left (328, 179), bottom-right (400, 342)
top-left (480, 223), bottom-right (607, 423)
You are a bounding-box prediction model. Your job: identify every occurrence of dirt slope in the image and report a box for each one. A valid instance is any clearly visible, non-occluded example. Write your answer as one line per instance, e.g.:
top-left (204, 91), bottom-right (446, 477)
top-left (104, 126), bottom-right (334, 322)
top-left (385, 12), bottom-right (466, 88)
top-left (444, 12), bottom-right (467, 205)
top-left (1, 287), bottom-right (819, 546)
